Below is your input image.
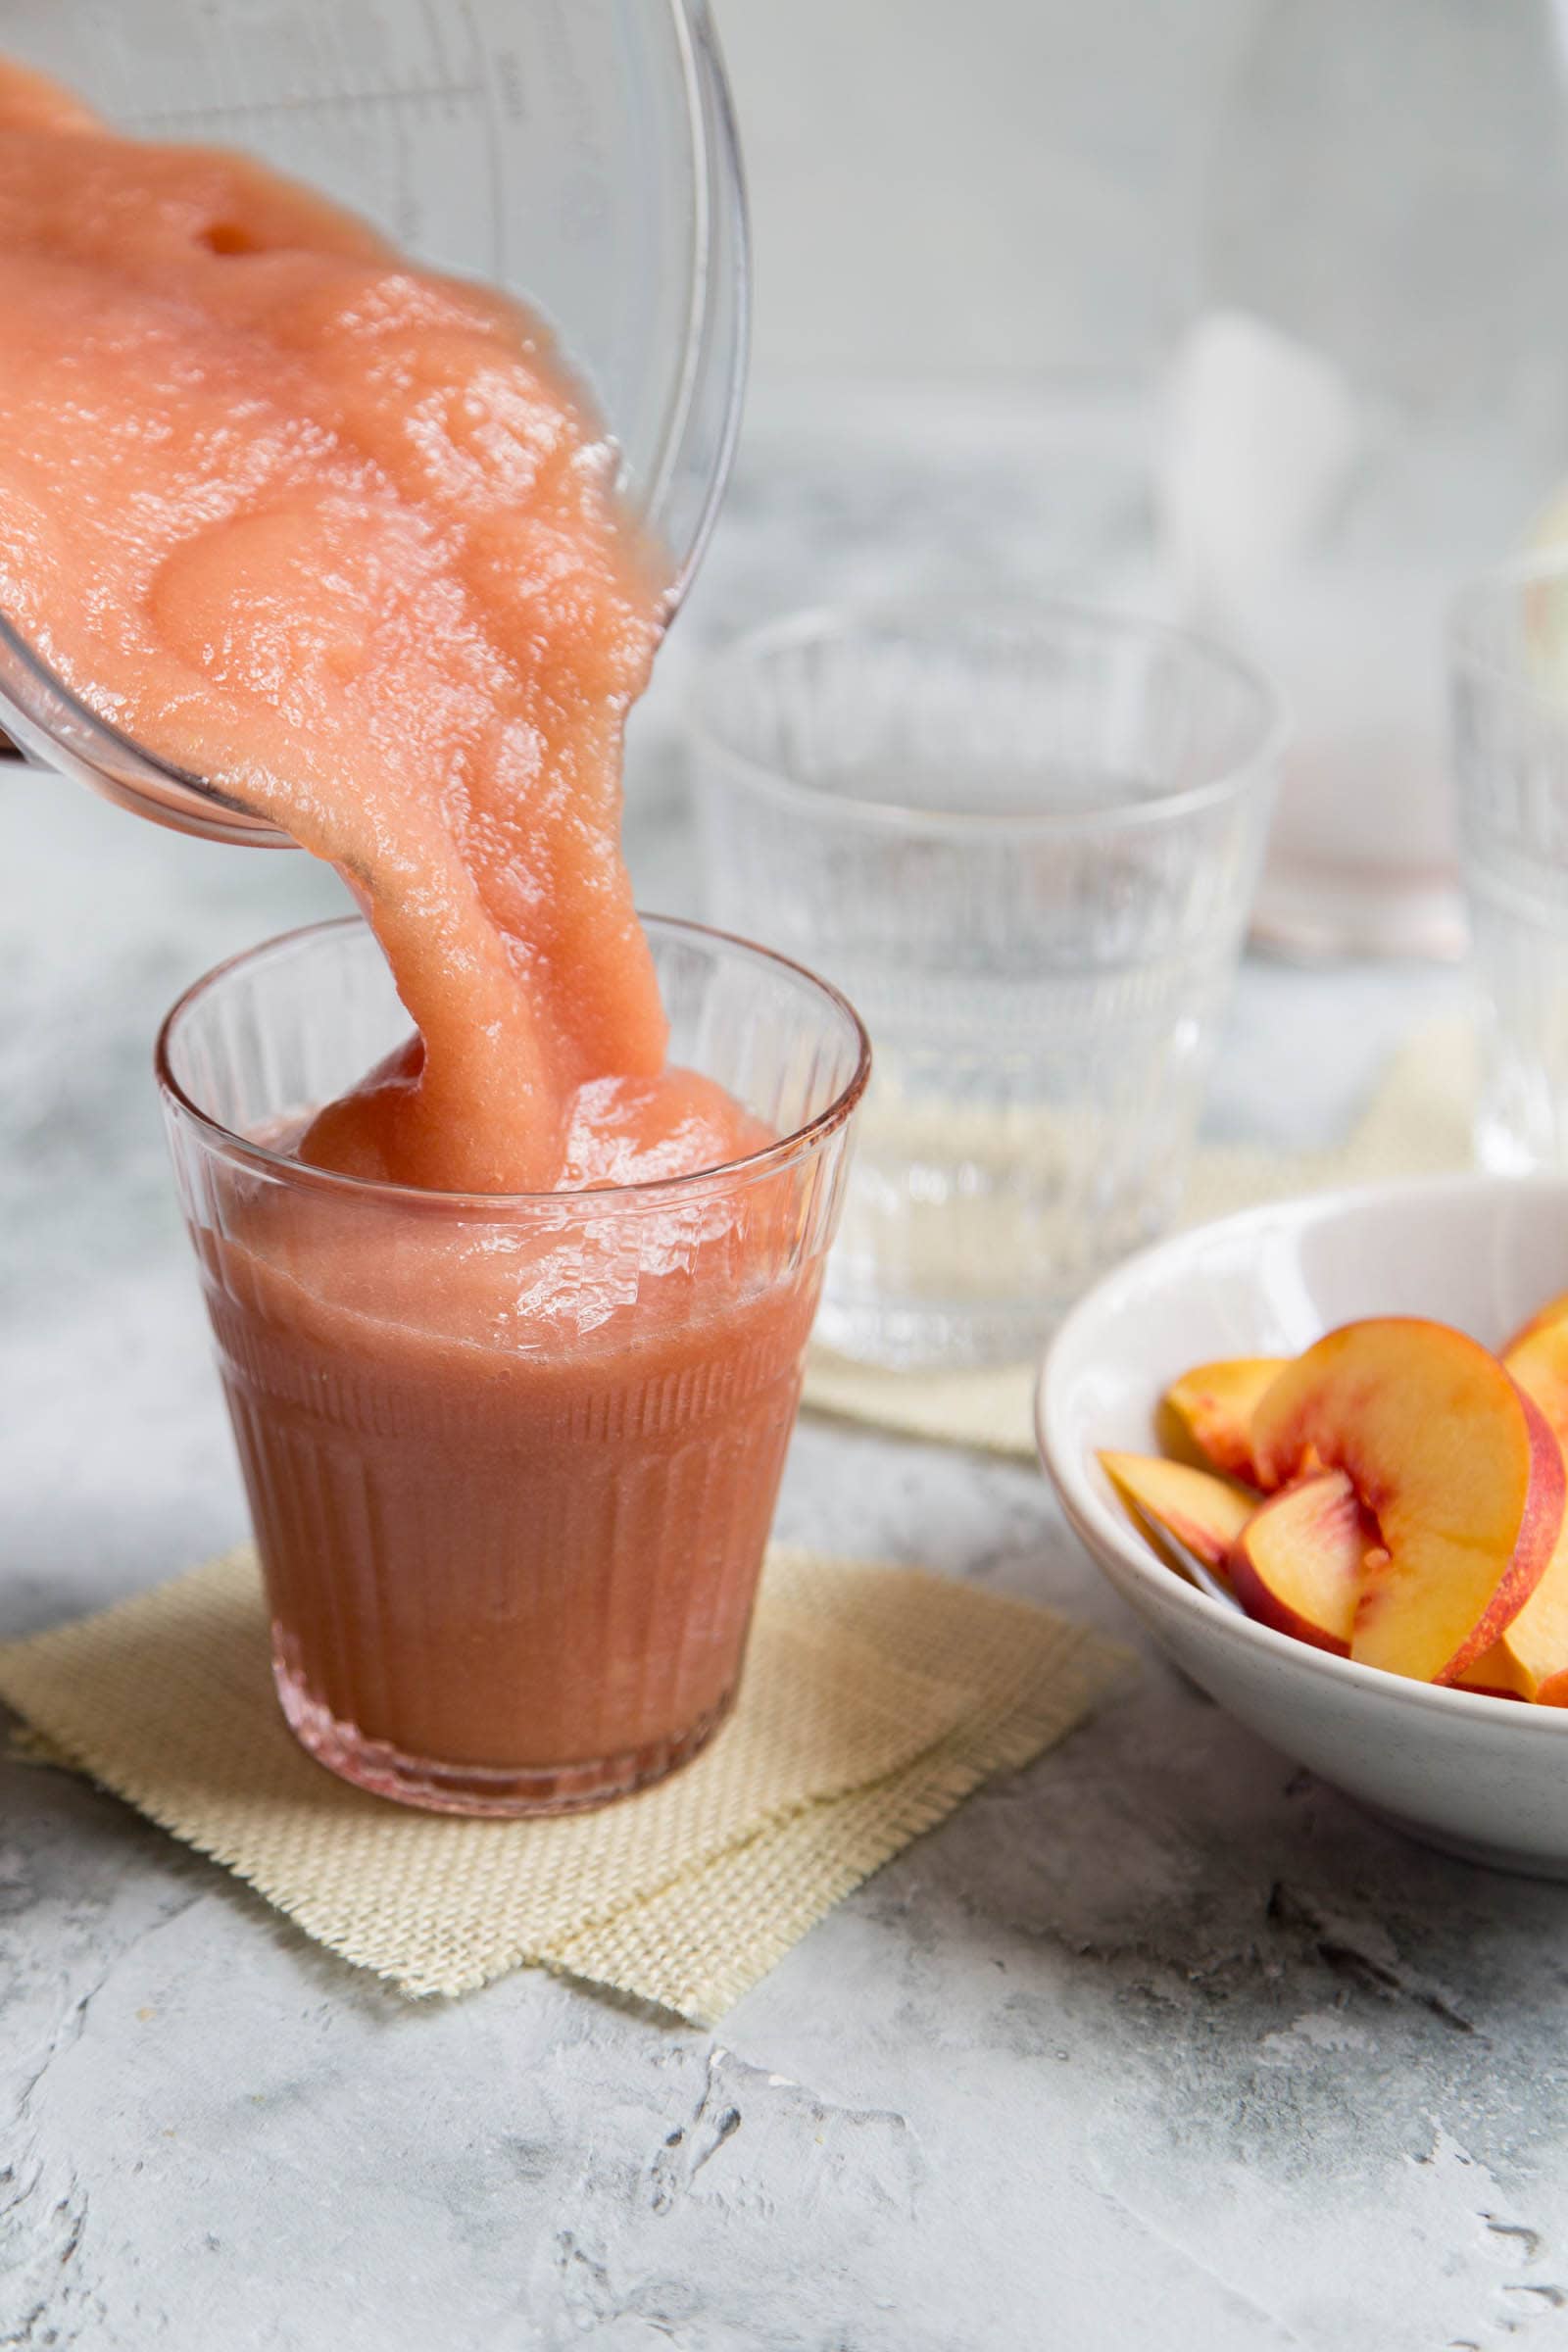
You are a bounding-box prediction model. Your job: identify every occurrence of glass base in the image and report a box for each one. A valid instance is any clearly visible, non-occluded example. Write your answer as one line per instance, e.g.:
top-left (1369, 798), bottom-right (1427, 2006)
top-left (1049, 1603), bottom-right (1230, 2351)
top-left (1251, 858), bottom-right (1467, 962)
top-left (814, 1289), bottom-right (1059, 1372)
top-left (273, 1656), bottom-right (737, 1817)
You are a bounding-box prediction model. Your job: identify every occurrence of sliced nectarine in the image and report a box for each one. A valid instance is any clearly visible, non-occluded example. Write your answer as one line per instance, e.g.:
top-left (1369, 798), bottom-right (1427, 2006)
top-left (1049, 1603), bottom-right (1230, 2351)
top-left (1227, 1468), bottom-right (1367, 1656)
top-left (1493, 1576), bottom-right (1568, 1700)
top-left (1502, 1287), bottom-right (1568, 1357)
top-left (1251, 1317), bottom-right (1565, 1686)
top-left (1157, 1357), bottom-right (1288, 1487)
top-left (1098, 1450), bottom-right (1254, 1581)
top-left (1505, 1312), bottom-right (1568, 1464)
top-left (1490, 1320), bottom-right (1568, 1699)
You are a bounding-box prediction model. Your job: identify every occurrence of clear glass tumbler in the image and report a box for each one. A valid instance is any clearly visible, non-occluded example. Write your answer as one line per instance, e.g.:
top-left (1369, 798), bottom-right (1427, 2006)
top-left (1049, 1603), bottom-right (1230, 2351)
top-left (157, 916), bottom-right (868, 1816)
top-left (1451, 558), bottom-right (1568, 1172)
top-left (690, 598), bottom-right (1283, 1368)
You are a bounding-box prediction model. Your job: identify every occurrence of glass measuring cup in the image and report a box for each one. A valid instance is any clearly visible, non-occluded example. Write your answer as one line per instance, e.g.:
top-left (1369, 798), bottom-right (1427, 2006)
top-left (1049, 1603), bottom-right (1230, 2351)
top-left (0, 0), bottom-right (747, 843)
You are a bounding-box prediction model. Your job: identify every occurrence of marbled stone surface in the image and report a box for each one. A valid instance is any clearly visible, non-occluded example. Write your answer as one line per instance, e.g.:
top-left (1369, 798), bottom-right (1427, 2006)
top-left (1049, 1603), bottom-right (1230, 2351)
top-left (3, 412), bottom-right (1562, 2352)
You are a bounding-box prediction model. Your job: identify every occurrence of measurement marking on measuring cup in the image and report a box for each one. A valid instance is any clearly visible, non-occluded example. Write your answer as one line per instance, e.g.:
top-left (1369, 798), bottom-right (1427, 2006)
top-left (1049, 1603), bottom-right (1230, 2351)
top-left (126, 84), bottom-right (486, 129)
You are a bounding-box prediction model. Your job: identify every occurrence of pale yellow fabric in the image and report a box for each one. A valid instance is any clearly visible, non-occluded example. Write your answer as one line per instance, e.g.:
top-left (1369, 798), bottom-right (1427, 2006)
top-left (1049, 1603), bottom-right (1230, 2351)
top-left (803, 1016), bottom-right (1475, 1460)
top-left (0, 1544), bottom-right (1127, 2023)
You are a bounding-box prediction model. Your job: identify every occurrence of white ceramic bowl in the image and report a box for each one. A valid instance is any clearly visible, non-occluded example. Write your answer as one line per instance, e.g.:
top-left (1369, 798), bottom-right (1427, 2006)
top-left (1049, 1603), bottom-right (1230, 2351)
top-left (1037, 1173), bottom-right (1568, 1878)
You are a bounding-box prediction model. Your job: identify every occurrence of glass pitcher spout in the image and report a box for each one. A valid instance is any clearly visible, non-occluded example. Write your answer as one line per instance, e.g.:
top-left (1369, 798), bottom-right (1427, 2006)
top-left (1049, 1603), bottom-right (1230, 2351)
top-left (0, 613), bottom-right (289, 845)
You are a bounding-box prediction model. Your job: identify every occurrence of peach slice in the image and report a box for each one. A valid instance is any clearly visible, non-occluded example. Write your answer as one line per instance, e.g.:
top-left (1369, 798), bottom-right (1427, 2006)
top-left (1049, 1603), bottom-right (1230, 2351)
top-left (1098, 1451), bottom-right (1254, 1581)
top-left (1502, 1287), bottom-right (1568, 1356)
top-left (1504, 1312), bottom-right (1568, 1462)
top-left (1227, 1469), bottom-right (1367, 1656)
top-left (1483, 1321), bottom-right (1568, 1701)
top-left (1251, 1317), bottom-right (1565, 1686)
top-left (1158, 1357), bottom-right (1289, 1487)
top-left (1453, 1643), bottom-right (1530, 1701)
top-left (1485, 1577), bottom-right (1568, 1700)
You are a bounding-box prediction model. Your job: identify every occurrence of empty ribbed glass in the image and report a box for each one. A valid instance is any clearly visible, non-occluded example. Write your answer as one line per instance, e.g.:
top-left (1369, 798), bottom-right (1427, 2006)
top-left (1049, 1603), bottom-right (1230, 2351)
top-left (157, 916), bottom-right (868, 1815)
top-left (691, 598), bottom-right (1283, 1367)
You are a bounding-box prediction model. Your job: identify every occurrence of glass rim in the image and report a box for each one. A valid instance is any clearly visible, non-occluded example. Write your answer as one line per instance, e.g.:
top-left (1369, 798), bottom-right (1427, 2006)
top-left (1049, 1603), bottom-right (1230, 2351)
top-left (686, 592), bottom-right (1288, 838)
top-left (155, 912), bottom-right (871, 1214)
top-left (1449, 550), bottom-right (1568, 699)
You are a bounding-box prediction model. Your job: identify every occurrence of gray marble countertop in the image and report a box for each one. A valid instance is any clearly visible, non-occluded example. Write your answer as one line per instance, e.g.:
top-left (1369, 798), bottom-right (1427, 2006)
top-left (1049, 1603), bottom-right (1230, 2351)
top-left (3, 410), bottom-right (1562, 2352)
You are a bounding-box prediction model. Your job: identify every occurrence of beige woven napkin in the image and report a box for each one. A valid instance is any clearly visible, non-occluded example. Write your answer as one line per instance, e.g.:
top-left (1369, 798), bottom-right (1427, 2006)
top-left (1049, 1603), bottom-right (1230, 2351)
top-left (803, 1016), bottom-right (1474, 1459)
top-left (0, 1542), bottom-right (1126, 2022)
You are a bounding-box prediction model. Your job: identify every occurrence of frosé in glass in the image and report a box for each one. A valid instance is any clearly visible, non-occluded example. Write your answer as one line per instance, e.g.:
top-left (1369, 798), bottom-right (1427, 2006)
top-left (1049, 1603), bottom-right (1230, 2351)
top-left (159, 917), bottom-right (868, 1815)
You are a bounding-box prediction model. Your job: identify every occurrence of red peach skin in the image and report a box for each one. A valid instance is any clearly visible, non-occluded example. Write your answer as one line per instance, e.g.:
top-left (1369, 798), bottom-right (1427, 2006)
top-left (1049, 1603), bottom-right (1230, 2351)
top-left (1158, 1358), bottom-right (1288, 1488)
top-left (1251, 1318), bottom-right (1565, 1686)
top-left (1227, 1469), bottom-right (1367, 1656)
top-left (1099, 1451), bottom-right (1254, 1581)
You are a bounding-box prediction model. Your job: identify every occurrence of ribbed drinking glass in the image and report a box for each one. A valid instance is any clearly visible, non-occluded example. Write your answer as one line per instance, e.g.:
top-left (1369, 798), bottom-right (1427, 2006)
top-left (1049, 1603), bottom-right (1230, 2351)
top-left (158, 916), bottom-right (868, 1815)
top-left (691, 598), bottom-right (1283, 1367)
